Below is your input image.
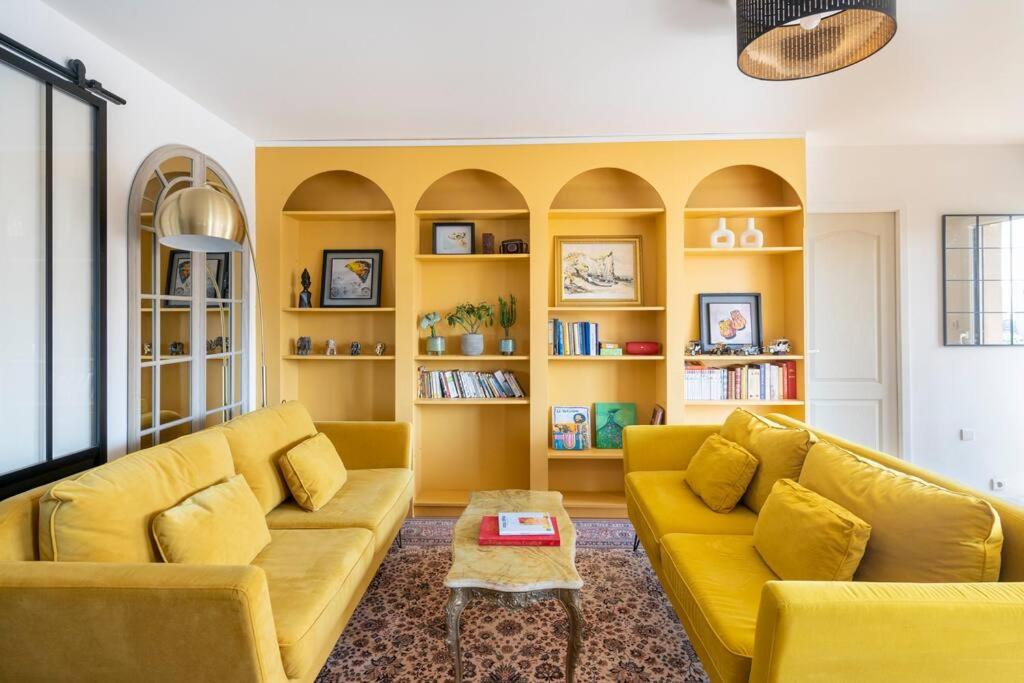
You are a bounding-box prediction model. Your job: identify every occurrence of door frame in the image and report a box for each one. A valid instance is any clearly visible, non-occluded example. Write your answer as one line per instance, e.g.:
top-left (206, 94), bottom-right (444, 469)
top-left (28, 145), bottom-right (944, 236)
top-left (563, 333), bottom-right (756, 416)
top-left (805, 203), bottom-right (912, 461)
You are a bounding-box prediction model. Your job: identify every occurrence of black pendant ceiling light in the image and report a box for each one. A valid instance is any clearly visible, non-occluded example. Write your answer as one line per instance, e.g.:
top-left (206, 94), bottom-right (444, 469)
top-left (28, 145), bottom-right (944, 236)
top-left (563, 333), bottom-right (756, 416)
top-left (737, 1), bottom-right (897, 80)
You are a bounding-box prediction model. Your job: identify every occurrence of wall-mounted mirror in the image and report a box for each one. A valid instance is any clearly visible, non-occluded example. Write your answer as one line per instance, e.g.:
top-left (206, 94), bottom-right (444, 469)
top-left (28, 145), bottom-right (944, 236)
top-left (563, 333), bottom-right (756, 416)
top-left (944, 214), bottom-right (1024, 346)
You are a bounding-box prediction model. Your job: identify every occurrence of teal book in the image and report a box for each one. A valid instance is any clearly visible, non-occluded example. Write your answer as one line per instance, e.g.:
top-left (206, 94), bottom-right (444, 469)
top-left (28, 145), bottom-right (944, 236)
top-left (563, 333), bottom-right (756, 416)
top-left (594, 402), bottom-right (637, 449)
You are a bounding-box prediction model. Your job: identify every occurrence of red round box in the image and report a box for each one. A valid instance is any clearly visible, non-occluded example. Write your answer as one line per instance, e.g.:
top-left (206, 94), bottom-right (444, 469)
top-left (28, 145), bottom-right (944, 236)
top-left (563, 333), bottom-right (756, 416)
top-left (625, 341), bottom-right (661, 355)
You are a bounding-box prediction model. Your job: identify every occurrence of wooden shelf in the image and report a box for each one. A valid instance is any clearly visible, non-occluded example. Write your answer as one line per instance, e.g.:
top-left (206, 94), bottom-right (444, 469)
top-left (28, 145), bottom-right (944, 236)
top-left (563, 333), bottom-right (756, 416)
top-left (548, 306), bottom-right (666, 313)
top-left (415, 354), bottom-right (529, 361)
top-left (415, 489), bottom-right (471, 507)
top-left (684, 206), bottom-right (802, 218)
top-left (415, 209), bottom-right (529, 220)
top-left (548, 355), bottom-right (664, 361)
top-left (560, 491), bottom-right (627, 510)
top-left (683, 399), bottom-right (804, 406)
top-left (283, 355), bottom-right (395, 361)
top-left (687, 354), bottom-right (804, 363)
top-left (282, 307), bottom-right (395, 313)
top-left (548, 449), bottom-right (623, 461)
top-left (549, 208), bottom-right (664, 219)
top-left (684, 247), bottom-right (803, 255)
top-left (415, 254), bottom-right (529, 262)
top-left (282, 210), bottom-right (395, 221)
top-left (415, 398), bottom-right (529, 406)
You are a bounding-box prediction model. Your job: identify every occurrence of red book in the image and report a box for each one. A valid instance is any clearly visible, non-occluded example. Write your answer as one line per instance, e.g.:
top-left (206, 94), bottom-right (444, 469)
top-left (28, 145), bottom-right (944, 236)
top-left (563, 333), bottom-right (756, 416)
top-left (478, 515), bottom-right (561, 546)
top-left (779, 361), bottom-right (797, 399)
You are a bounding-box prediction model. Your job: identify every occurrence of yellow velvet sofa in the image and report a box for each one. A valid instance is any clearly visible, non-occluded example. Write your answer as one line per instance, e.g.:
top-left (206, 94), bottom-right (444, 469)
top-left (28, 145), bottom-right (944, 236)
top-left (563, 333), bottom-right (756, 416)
top-left (0, 401), bottom-right (412, 683)
top-left (625, 414), bottom-right (1024, 683)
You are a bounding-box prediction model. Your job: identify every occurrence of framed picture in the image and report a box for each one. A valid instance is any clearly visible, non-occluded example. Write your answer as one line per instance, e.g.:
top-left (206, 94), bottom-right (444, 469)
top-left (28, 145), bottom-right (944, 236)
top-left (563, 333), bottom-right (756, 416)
top-left (555, 236), bottom-right (642, 306)
top-left (594, 402), bottom-right (637, 449)
top-left (650, 404), bottom-right (666, 425)
top-left (320, 249), bottom-right (383, 308)
top-left (698, 293), bottom-right (763, 351)
top-left (551, 405), bottom-right (591, 451)
top-left (163, 250), bottom-right (230, 308)
top-left (432, 222), bottom-right (475, 255)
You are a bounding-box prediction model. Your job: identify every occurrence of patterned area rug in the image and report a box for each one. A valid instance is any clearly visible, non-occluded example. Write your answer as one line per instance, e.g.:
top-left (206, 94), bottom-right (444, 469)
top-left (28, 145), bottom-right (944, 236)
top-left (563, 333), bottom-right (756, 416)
top-left (316, 518), bottom-right (708, 682)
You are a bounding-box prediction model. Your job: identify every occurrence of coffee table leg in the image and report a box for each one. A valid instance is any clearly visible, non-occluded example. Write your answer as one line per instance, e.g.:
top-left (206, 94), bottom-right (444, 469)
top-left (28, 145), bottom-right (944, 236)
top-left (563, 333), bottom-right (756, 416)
top-left (556, 588), bottom-right (584, 683)
top-left (445, 588), bottom-right (470, 682)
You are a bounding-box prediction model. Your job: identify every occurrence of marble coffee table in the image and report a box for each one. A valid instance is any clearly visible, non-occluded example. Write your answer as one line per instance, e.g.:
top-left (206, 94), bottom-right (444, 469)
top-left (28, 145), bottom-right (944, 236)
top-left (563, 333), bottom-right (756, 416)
top-left (444, 490), bottom-right (585, 682)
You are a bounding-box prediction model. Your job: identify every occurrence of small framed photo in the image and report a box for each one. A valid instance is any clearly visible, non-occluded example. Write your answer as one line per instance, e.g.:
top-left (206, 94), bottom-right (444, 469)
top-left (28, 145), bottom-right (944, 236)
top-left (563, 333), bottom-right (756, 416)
top-left (555, 236), bottom-right (642, 306)
top-left (699, 293), bottom-right (763, 351)
top-left (432, 222), bottom-right (475, 255)
top-left (164, 250), bottom-right (230, 308)
top-left (320, 249), bottom-right (383, 308)
top-left (551, 405), bottom-right (591, 451)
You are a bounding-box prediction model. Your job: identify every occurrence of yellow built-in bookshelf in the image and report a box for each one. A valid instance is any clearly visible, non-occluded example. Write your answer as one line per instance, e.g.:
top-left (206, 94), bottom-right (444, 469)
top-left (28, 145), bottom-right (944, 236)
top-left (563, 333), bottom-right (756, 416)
top-left (256, 140), bottom-right (807, 518)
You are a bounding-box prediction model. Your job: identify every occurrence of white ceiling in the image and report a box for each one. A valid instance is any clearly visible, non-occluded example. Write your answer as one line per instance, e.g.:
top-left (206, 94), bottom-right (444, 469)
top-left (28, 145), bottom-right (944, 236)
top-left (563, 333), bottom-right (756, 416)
top-left (42, 0), bottom-right (1024, 145)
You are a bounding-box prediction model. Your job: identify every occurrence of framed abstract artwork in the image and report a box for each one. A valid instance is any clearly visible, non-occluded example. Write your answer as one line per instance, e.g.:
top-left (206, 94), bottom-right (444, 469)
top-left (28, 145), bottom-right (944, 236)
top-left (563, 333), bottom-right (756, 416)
top-left (555, 236), bottom-right (643, 306)
top-left (320, 249), bottom-right (383, 308)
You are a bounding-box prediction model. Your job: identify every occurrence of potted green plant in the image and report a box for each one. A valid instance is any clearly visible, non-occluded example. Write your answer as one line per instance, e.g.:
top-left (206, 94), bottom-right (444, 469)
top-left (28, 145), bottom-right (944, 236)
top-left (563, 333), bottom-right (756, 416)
top-left (498, 294), bottom-right (517, 356)
top-left (446, 301), bottom-right (494, 356)
top-left (420, 312), bottom-right (445, 355)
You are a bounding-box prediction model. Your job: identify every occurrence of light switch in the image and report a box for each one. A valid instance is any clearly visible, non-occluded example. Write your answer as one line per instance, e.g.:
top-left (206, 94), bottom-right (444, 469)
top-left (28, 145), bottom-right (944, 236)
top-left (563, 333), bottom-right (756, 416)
top-left (960, 429), bottom-right (975, 442)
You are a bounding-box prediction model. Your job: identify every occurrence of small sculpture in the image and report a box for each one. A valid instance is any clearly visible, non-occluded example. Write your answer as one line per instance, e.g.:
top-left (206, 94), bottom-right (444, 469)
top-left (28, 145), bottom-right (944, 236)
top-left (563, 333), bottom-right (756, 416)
top-left (297, 336), bottom-right (312, 356)
top-left (350, 341), bottom-right (361, 356)
top-left (739, 218), bottom-right (765, 249)
top-left (686, 340), bottom-right (703, 356)
top-left (768, 338), bottom-right (792, 355)
top-left (374, 342), bottom-right (386, 356)
top-left (325, 338), bottom-right (337, 356)
top-left (711, 217), bottom-right (735, 248)
top-left (709, 342), bottom-right (730, 356)
top-left (169, 341), bottom-right (185, 356)
top-left (298, 268), bottom-right (313, 308)
top-left (739, 345), bottom-right (762, 356)
top-left (142, 342), bottom-right (153, 357)
top-left (482, 233), bottom-right (495, 254)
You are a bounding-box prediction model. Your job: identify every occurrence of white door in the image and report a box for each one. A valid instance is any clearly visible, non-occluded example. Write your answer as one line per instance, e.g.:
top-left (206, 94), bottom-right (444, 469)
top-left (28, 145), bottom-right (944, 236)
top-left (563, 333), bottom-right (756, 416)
top-left (807, 213), bottom-right (900, 454)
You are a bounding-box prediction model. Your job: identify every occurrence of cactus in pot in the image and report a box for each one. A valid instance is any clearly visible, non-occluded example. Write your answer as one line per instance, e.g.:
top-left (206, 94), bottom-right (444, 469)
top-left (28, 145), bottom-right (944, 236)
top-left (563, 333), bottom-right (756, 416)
top-left (498, 294), bottom-right (517, 356)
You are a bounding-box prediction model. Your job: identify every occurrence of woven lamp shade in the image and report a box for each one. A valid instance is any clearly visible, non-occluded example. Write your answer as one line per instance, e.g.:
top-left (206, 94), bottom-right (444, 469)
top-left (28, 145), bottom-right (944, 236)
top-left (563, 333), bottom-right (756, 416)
top-left (737, 1), bottom-right (897, 80)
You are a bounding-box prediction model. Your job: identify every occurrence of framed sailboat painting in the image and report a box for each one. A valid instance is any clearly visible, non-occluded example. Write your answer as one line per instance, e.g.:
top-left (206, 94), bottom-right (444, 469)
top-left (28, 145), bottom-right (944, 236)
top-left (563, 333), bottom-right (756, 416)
top-left (554, 236), bottom-right (643, 306)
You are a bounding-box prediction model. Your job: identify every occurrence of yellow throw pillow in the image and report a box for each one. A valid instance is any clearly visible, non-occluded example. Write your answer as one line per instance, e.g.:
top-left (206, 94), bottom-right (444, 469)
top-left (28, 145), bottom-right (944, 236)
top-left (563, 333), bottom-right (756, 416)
top-left (683, 434), bottom-right (759, 513)
top-left (152, 474), bottom-right (271, 565)
top-left (754, 478), bottom-right (871, 581)
top-left (278, 433), bottom-right (347, 511)
top-left (720, 408), bottom-right (816, 512)
top-left (799, 441), bottom-right (1003, 582)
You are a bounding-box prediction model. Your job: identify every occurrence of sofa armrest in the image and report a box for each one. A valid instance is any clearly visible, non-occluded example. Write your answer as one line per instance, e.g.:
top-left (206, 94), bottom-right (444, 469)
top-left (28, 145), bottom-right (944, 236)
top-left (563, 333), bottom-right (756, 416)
top-left (622, 425), bottom-right (719, 474)
top-left (315, 421), bottom-right (412, 470)
top-left (0, 561), bottom-right (286, 683)
top-left (750, 580), bottom-right (1024, 683)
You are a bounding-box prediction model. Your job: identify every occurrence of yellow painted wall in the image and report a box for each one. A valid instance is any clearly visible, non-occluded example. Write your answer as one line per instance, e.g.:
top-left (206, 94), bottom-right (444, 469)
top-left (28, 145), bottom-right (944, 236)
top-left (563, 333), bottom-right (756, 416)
top-left (256, 139), bottom-right (807, 517)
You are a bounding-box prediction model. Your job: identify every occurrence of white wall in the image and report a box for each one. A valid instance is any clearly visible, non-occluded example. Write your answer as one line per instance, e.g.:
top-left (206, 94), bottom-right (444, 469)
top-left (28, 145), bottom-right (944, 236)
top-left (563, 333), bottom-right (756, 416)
top-left (808, 144), bottom-right (1024, 500)
top-left (2, 0), bottom-right (255, 458)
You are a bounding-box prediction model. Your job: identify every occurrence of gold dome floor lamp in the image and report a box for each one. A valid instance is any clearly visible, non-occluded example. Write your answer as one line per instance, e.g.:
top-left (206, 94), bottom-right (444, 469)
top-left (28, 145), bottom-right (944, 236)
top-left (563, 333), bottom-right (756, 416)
top-left (155, 184), bottom-right (268, 408)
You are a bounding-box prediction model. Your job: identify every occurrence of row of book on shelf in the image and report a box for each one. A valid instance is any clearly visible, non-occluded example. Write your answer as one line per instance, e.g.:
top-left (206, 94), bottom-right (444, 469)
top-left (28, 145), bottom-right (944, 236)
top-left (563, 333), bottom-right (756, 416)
top-left (417, 368), bottom-right (526, 400)
top-left (685, 361), bottom-right (798, 401)
top-left (548, 319), bottom-right (621, 356)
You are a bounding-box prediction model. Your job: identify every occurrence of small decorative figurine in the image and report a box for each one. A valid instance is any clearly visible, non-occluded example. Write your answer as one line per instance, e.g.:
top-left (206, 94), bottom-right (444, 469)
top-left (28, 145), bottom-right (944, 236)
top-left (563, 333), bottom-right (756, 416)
top-left (686, 340), bottom-right (703, 356)
top-left (298, 268), bottom-right (313, 308)
top-left (142, 342), bottom-right (153, 357)
top-left (711, 217), bottom-right (736, 248)
top-left (739, 217), bottom-right (765, 248)
top-left (350, 341), bottom-right (361, 356)
top-left (740, 345), bottom-right (762, 356)
top-left (709, 342), bottom-right (730, 356)
top-left (297, 336), bottom-right (312, 356)
top-left (374, 342), bottom-right (386, 356)
top-left (482, 233), bottom-right (496, 254)
top-left (768, 338), bottom-right (792, 355)
top-left (325, 338), bottom-right (337, 356)
top-left (169, 341), bottom-right (185, 356)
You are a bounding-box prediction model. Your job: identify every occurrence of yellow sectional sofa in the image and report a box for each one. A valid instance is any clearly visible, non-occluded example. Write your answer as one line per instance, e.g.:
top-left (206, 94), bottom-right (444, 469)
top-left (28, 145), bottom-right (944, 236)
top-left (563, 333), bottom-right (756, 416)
top-left (0, 401), bottom-right (412, 683)
top-left (625, 414), bottom-right (1024, 683)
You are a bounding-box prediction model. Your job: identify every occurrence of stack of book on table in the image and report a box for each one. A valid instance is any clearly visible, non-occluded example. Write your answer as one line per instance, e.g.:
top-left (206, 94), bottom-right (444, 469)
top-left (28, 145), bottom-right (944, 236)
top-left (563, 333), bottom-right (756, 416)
top-left (479, 512), bottom-right (561, 546)
top-left (417, 368), bottom-right (526, 399)
top-left (685, 361), bottom-right (798, 401)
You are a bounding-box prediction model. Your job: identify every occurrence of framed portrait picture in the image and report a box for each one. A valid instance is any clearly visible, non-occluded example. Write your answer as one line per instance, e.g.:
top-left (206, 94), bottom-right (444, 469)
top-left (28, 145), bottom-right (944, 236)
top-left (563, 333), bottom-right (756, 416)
top-left (163, 250), bottom-right (230, 308)
top-left (320, 249), bottom-right (383, 308)
top-left (432, 222), bottom-right (475, 255)
top-left (554, 236), bottom-right (642, 306)
top-left (698, 293), bottom-right (763, 351)
top-left (551, 405), bottom-right (591, 451)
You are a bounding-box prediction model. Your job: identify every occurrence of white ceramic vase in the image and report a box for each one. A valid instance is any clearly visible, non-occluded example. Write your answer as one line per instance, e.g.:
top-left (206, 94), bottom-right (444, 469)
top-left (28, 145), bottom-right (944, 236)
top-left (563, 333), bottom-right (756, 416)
top-left (711, 217), bottom-right (735, 248)
top-left (740, 218), bottom-right (764, 248)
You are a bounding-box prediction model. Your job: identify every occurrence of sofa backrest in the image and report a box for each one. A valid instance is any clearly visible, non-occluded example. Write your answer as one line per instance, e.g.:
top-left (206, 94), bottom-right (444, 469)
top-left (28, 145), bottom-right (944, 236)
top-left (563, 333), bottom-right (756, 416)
top-left (770, 414), bottom-right (1024, 582)
top-left (216, 401), bottom-right (317, 513)
top-left (37, 430), bottom-right (235, 563)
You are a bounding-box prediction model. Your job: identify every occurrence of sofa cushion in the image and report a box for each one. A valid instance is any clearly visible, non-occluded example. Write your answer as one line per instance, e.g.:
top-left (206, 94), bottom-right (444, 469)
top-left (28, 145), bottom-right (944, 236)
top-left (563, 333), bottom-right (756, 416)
top-left (218, 402), bottom-right (317, 513)
top-left (799, 441), bottom-right (1003, 582)
top-left (625, 471), bottom-right (758, 562)
top-left (279, 433), bottom-right (348, 512)
top-left (152, 474), bottom-right (271, 565)
top-left (267, 469), bottom-right (412, 557)
top-left (721, 408), bottom-right (816, 513)
top-left (661, 533), bottom-right (777, 683)
top-left (684, 435), bottom-right (759, 513)
top-left (754, 478), bottom-right (871, 581)
top-left (254, 528), bottom-right (373, 679)
top-left (39, 430), bottom-right (235, 563)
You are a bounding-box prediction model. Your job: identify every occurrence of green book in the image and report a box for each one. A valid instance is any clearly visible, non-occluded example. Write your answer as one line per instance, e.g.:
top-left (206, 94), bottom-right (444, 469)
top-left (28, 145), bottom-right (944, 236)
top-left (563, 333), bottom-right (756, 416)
top-left (594, 402), bottom-right (637, 449)
top-left (599, 348), bottom-right (623, 356)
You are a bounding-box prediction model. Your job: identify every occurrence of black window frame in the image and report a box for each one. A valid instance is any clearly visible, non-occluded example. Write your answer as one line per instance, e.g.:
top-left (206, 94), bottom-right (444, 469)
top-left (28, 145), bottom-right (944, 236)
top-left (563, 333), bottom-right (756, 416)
top-left (0, 44), bottom-right (108, 500)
